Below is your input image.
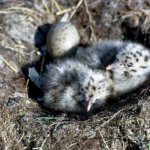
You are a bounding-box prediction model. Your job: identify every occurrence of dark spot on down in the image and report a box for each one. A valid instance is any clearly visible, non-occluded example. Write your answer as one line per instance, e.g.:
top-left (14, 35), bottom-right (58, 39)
top-left (92, 86), bottom-right (96, 91)
top-left (125, 59), bottom-right (127, 63)
top-left (127, 63), bottom-right (133, 67)
top-left (137, 51), bottom-right (142, 56)
top-left (126, 56), bottom-right (131, 59)
top-left (99, 81), bottom-right (102, 84)
top-left (136, 58), bottom-right (139, 62)
top-left (107, 86), bottom-right (114, 93)
top-left (90, 76), bottom-right (94, 82)
top-left (131, 69), bottom-right (136, 72)
top-left (85, 86), bottom-right (88, 90)
top-left (77, 91), bottom-right (80, 95)
top-left (124, 71), bottom-right (129, 76)
top-left (144, 55), bottom-right (149, 62)
top-left (130, 52), bottom-right (133, 55)
top-left (140, 66), bottom-right (147, 69)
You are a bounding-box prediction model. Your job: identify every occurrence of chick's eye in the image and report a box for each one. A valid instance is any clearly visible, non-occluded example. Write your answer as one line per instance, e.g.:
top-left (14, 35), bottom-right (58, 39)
top-left (78, 92), bottom-right (81, 95)
top-left (89, 94), bottom-right (93, 98)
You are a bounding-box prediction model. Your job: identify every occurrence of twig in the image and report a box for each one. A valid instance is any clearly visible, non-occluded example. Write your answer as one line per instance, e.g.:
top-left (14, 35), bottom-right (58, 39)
top-left (143, 16), bottom-right (150, 32)
top-left (126, 0), bottom-right (133, 7)
top-left (52, 0), bottom-right (62, 11)
top-left (141, 9), bottom-right (150, 14)
top-left (40, 55), bottom-right (46, 74)
top-left (41, 133), bottom-right (50, 148)
top-left (83, 0), bottom-right (97, 42)
top-left (6, 45), bottom-right (27, 57)
top-left (1, 7), bottom-right (43, 24)
top-left (98, 130), bottom-right (110, 150)
top-left (25, 79), bottom-right (29, 93)
top-left (32, 122), bottom-right (61, 150)
top-left (0, 56), bottom-right (18, 73)
top-left (13, 44), bottom-right (26, 49)
top-left (67, 142), bottom-right (78, 149)
top-left (7, 7), bottom-right (38, 14)
top-left (42, 0), bottom-right (51, 15)
top-left (15, 129), bottom-right (25, 147)
top-left (0, 10), bottom-right (14, 14)
top-left (56, 6), bottom-right (76, 16)
top-left (121, 11), bottom-right (142, 20)
top-left (89, 0), bottom-right (102, 8)
top-left (69, 0), bottom-right (83, 20)
top-left (96, 109), bottom-right (122, 130)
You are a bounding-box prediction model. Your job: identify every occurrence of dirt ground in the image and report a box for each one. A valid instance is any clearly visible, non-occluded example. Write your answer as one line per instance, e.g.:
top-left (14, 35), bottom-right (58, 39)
top-left (0, 0), bottom-right (150, 150)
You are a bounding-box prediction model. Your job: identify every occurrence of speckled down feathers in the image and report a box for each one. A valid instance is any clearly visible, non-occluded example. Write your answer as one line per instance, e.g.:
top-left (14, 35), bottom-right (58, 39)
top-left (42, 59), bottom-right (112, 113)
top-left (76, 40), bottom-right (125, 69)
top-left (108, 42), bottom-right (150, 94)
top-left (76, 40), bottom-right (150, 95)
top-left (42, 40), bottom-right (150, 113)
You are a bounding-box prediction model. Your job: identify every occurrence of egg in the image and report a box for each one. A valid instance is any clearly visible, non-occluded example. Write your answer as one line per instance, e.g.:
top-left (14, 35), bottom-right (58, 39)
top-left (47, 22), bottom-right (80, 58)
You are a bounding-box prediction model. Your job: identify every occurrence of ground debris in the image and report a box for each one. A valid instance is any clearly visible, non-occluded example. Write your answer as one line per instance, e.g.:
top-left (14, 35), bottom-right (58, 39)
top-left (0, 0), bottom-right (150, 149)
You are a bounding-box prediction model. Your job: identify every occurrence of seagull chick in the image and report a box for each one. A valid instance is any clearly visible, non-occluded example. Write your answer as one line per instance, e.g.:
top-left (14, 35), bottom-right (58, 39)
top-left (42, 59), bottom-right (112, 113)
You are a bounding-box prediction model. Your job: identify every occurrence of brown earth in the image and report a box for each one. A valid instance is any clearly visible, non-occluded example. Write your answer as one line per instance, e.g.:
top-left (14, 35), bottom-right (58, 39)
top-left (0, 0), bottom-right (150, 149)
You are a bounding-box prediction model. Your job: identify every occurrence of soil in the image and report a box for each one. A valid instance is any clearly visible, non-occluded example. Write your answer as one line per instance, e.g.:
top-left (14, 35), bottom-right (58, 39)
top-left (0, 0), bottom-right (150, 150)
